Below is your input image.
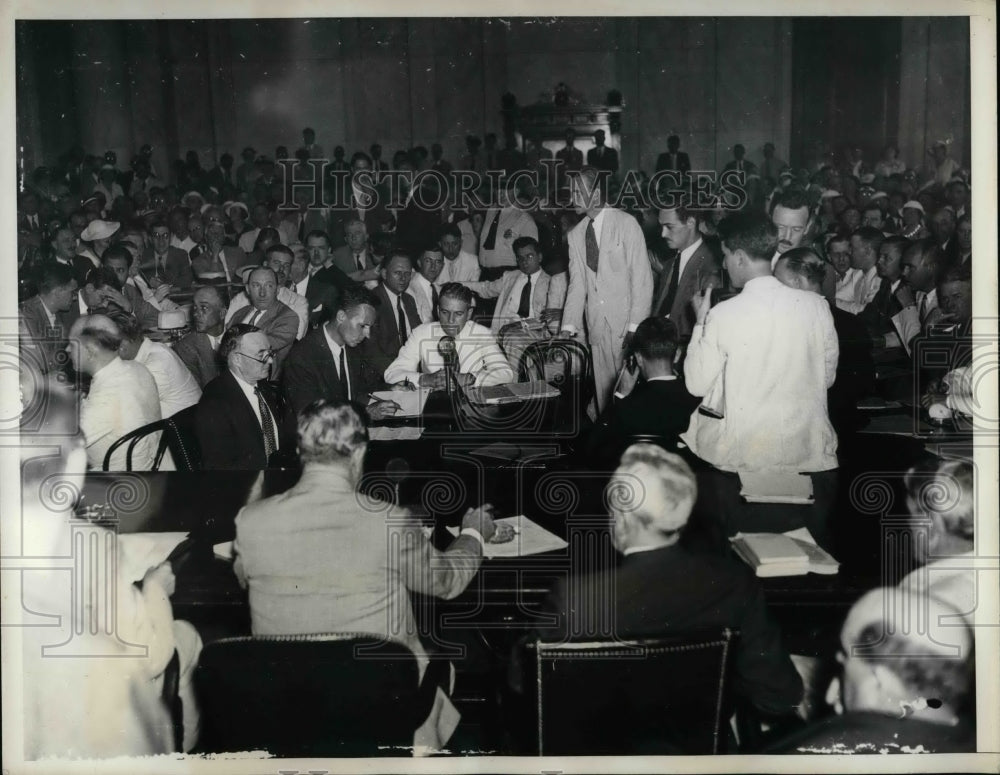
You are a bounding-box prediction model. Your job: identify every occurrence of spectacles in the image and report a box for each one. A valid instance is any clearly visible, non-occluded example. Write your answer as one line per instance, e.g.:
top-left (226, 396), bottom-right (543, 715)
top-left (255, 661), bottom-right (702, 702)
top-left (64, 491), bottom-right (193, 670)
top-left (237, 349), bottom-right (274, 365)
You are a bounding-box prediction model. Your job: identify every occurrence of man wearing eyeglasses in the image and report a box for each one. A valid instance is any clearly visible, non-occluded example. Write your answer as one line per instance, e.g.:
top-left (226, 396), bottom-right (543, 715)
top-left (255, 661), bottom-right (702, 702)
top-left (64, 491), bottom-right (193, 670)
top-left (195, 324), bottom-right (295, 470)
top-left (227, 266), bottom-right (299, 378)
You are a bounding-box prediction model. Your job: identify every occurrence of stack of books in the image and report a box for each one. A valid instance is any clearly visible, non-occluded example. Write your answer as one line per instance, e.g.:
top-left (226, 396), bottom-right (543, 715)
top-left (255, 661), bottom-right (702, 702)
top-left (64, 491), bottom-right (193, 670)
top-left (730, 528), bottom-right (840, 578)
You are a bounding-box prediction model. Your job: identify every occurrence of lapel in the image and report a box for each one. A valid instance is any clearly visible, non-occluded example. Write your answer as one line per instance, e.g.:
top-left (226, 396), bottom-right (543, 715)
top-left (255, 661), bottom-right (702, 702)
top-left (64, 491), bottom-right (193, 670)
top-left (221, 371), bottom-right (263, 439)
top-left (308, 329), bottom-right (344, 395)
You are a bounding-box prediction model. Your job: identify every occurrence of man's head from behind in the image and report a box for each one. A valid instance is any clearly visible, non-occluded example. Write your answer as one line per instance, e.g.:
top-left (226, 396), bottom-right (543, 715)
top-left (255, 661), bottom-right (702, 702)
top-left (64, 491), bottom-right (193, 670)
top-left (770, 187), bottom-right (812, 255)
top-left (667, 135), bottom-right (680, 152)
top-left (67, 314), bottom-right (122, 376)
top-left (110, 312), bottom-right (145, 361)
top-left (606, 444), bottom-right (697, 553)
top-left (774, 247), bottom-right (827, 297)
top-left (328, 284), bottom-right (378, 348)
top-left (829, 587), bottom-right (973, 724)
top-left (630, 317), bottom-right (680, 379)
top-left (296, 400), bottom-right (368, 482)
top-left (717, 211), bottom-right (778, 288)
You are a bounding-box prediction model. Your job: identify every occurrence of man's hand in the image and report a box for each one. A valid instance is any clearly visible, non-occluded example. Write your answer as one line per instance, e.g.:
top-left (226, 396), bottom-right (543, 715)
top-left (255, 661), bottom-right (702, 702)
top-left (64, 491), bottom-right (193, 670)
top-left (455, 372), bottom-right (474, 388)
top-left (366, 399), bottom-right (400, 421)
top-left (556, 328), bottom-right (577, 340)
top-left (390, 379), bottom-right (416, 391)
top-left (539, 308), bottom-right (561, 325)
top-left (153, 283), bottom-right (174, 302)
top-left (142, 562), bottom-right (176, 597)
top-left (461, 503), bottom-right (497, 544)
top-left (692, 287), bottom-right (713, 325)
top-left (419, 371), bottom-right (447, 390)
top-left (103, 287), bottom-right (131, 312)
top-left (894, 283), bottom-right (915, 309)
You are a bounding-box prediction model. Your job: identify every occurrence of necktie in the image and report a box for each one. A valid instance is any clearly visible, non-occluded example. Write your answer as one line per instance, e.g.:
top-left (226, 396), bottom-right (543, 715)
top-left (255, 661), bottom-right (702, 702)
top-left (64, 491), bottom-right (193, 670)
top-left (355, 252), bottom-right (364, 272)
top-left (660, 253), bottom-right (682, 316)
top-left (339, 347), bottom-right (351, 401)
top-left (517, 276), bottom-right (532, 318)
top-left (483, 210), bottom-right (501, 250)
top-left (397, 295), bottom-right (408, 346)
top-left (585, 218), bottom-right (600, 273)
top-left (430, 283), bottom-right (439, 322)
top-left (248, 309), bottom-right (261, 326)
top-left (255, 387), bottom-right (277, 460)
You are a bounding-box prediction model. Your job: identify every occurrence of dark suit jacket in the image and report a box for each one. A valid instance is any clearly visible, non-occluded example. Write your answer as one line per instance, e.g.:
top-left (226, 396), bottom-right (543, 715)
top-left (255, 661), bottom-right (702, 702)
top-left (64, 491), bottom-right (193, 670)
top-left (555, 146), bottom-right (584, 172)
top-left (228, 301), bottom-right (299, 375)
top-left (70, 254), bottom-right (99, 286)
top-left (586, 146), bottom-right (619, 174)
top-left (301, 265), bottom-right (354, 326)
top-left (651, 241), bottom-right (720, 339)
top-left (588, 377), bottom-right (700, 466)
top-left (330, 245), bottom-right (371, 278)
top-left (195, 371), bottom-right (295, 470)
top-left (394, 197), bottom-right (443, 255)
top-left (655, 151), bottom-right (691, 174)
top-left (542, 544), bottom-right (803, 716)
top-left (722, 159), bottom-right (757, 176)
top-left (281, 328), bottom-right (381, 415)
top-left (361, 284), bottom-right (422, 378)
top-left (174, 331), bottom-right (222, 389)
top-left (325, 180), bottom-right (394, 247)
top-left (139, 247), bottom-right (194, 290)
top-left (18, 295), bottom-right (73, 375)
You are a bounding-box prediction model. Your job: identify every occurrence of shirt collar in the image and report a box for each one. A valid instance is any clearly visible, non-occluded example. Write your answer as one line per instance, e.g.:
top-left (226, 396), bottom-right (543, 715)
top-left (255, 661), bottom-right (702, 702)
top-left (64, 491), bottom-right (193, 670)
top-left (591, 207), bottom-right (608, 230)
top-left (646, 375), bottom-right (678, 382)
top-left (322, 324), bottom-right (344, 358)
top-left (230, 368), bottom-right (258, 393)
top-left (679, 237), bottom-right (703, 264)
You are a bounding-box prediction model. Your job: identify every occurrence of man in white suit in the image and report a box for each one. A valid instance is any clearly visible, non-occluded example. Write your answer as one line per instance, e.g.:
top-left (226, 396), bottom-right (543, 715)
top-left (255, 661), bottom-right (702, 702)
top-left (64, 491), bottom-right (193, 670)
top-left (559, 167), bottom-right (653, 414)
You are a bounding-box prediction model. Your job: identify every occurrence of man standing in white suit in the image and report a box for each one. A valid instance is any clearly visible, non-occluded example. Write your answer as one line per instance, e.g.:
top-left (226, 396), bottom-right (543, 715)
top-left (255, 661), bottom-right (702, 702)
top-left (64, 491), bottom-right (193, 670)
top-left (559, 167), bottom-right (653, 414)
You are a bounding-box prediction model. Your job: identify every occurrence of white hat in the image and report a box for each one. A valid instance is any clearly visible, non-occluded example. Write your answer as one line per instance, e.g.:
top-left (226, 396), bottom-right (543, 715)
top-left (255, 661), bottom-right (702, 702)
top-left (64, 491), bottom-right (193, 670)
top-left (902, 200), bottom-right (925, 214)
top-left (182, 190), bottom-right (205, 204)
top-left (225, 201), bottom-right (249, 218)
top-left (820, 189), bottom-right (842, 200)
top-left (80, 220), bottom-right (120, 241)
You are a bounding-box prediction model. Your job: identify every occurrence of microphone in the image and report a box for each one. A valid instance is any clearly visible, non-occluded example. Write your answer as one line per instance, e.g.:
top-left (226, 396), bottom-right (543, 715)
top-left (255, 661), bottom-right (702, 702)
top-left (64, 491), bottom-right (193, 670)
top-left (438, 335), bottom-right (457, 395)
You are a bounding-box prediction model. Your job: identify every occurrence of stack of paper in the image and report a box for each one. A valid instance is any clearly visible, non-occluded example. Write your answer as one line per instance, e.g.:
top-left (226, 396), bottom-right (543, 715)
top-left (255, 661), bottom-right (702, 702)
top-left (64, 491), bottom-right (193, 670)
top-left (368, 425), bottom-right (423, 441)
top-left (463, 380), bottom-right (561, 406)
top-left (446, 515), bottom-right (567, 558)
top-left (739, 472), bottom-right (815, 504)
top-left (730, 528), bottom-right (839, 578)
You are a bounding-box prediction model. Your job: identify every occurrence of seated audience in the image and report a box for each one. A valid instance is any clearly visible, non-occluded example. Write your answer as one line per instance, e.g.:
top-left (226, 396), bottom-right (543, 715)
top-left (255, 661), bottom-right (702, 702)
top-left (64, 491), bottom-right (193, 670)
top-left (233, 399), bottom-right (498, 751)
top-left (282, 284), bottom-right (401, 419)
top-left (175, 285), bottom-right (227, 389)
top-left (139, 217), bottom-right (194, 290)
top-left (438, 222), bottom-right (481, 283)
top-left (49, 223), bottom-right (95, 285)
top-left (540, 444), bottom-right (803, 716)
top-left (100, 245), bottom-right (161, 329)
top-left (860, 235), bottom-right (910, 352)
top-left (227, 245), bottom-right (309, 340)
top-left (19, 262), bottom-right (79, 375)
top-left (771, 587), bottom-right (974, 753)
top-left (67, 314), bottom-right (163, 470)
top-left (891, 238), bottom-right (943, 355)
top-left (331, 217), bottom-right (380, 284)
top-left (385, 282), bottom-right (515, 389)
top-left (836, 226), bottom-right (883, 314)
top-left (18, 380), bottom-right (202, 757)
top-left (588, 318), bottom-right (699, 466)
top-left (408, 247), bottom-right (445, 324)
top-left (195, 324), bottom-right (295, 470)
top-left (114, 312), bottom-right (202, 419)
top-left (362, 251), bottom-right (423, 377)
top-left (827, 234), bottom-right (862, 309)
top-left (299, 229), bottom-right (353, 324)
top-left (191, 208), bottom-right (249, 281)
top-left (226, 266), bottom-right (299, 377)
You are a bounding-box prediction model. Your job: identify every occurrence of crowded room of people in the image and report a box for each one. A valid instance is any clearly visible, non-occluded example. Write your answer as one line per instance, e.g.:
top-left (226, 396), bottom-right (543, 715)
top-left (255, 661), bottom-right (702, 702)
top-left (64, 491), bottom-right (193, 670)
top-left (7, 12), bottom-right (995, 764)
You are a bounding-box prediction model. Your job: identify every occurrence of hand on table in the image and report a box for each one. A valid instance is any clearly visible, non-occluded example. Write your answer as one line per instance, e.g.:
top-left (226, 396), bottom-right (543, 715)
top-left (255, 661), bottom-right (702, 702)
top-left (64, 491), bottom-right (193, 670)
top-left (390, 379), bottom-right (416, 391)
top-left (461, 503), bottom-right (497, 544)
top-left (366, 399), bottom-right (401, 421)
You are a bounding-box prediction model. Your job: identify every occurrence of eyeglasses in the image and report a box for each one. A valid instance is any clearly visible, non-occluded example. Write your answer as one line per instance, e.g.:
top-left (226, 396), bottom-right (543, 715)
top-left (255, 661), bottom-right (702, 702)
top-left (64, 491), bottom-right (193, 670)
top-left (237, 349), bottom-right (275, 365)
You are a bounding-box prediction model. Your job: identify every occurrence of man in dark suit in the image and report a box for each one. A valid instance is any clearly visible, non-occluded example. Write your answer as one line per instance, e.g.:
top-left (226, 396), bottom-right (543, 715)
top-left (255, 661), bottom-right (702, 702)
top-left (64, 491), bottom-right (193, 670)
top-left (297, 229), bottom-right (354, 325)
top-left (18, 262), bottom-right (79, 376)
top-left (586, 130), bottom-right (619, 174)
top-left (281, 284), bottom-right (401, 420)
top-left (541, 443), bottom-right (803, 717)
top-left (195, 324), bottom-right (295, 470)
top-left (100, 246), bottom-right (161, 330)
top-left (227, 267), bottom-right (299, 377)
top-left (361, 252), bottom-right (422, 378)
top-left (555, 129), bottom-right (584, 180)
top-left (722, 144), bottom-right (757, 176)
top-left (175, 285), bottom-right (229, 388)
top-left (50, 224), bottom-right (96, 286)
top-left (651, 204), bottom-right (721, 340)
top-left (655, 135), bottom-right (691, 175)
top-left (588, 317), bottom-right (700, 467)
top-left (326, 152), bottom-right (393, 247)
top-left (139, 218), bottom-right (194, 290)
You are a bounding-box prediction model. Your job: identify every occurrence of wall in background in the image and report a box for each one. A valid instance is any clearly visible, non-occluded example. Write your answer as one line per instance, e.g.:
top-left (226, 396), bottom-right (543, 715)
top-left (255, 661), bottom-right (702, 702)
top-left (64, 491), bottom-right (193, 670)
top-left (16, 17), bottom-right (968, 182)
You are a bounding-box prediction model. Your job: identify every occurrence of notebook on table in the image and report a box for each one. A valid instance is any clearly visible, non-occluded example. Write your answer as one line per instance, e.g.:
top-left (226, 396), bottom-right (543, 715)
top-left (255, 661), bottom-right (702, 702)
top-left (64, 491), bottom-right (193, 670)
top-left (463, 380), bottom-right (561, 406)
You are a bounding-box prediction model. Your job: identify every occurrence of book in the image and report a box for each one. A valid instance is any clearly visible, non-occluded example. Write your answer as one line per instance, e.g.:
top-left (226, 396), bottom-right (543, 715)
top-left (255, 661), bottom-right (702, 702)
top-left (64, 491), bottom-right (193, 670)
top-left (739, 472), bottom-right (815, 504)
top-left (463, 380), bottom-right (561, 406)
top-left (730, 528), bottom-right (839, 578)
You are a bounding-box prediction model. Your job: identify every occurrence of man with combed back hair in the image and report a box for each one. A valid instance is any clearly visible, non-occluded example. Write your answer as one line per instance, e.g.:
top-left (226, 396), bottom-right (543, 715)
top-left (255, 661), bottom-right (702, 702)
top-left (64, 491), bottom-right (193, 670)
top-left (233, 400), bottom-right (500, 752)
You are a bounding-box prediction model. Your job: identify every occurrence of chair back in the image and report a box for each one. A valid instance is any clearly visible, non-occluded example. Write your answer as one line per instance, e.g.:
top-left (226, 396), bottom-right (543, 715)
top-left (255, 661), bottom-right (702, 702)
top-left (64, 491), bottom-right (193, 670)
top-left (518, 338), bottom-right (593, 426)
top-left (194, 633), bottom-right (430, 757)
top-left (164, 405), bottom-right (202, 471)
top-left (526, 628), bottom-right (737, 755)
top-left (102, 418), bottom-right (172, 471)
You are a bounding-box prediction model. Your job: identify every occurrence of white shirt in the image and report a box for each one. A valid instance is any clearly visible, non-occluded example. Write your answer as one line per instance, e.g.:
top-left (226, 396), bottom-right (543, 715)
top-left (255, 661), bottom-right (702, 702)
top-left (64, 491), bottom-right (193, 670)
top-left (478, 207), bottom-right (539, 269)
top-left (238, 228), bottom-right (261, 254)
top-left (408, 273), bottom-right (438, 324)
top-left (439, 250), bottom-right (481, 284)
top-left (230, 369), bottom-right (280, 451)
top-left (676, 237), bottom-right (703, 283)
top-left (590, 207), bottom-right (608, 246)
top-left (892, 287), bottom-right (939, 357)
top-left (81, 357), bottom-right (164, 471)
top-left (834, 267), bottom-right (863, 307)
top-left (135, 338), bottom-right (202, 419)
top-left (682, 276), bottom-right (839, 473)
top-left (171, 235), bottom-right (197, 255)
top-left (835, 264), bottom-right (881, 315)
top-left (226, 287), bottom-right (309, 339)
top-left (38, 296), bottom-right (57, 328)
top-left (322, 325), bottom-right (352, 399)
top-left (384, 320), bottom-right (515, 388)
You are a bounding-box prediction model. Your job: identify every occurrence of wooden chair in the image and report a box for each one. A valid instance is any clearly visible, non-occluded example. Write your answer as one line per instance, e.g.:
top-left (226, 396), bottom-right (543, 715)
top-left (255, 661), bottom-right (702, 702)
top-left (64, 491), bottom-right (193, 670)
top-left (102, 405), bottom-right (201, 471)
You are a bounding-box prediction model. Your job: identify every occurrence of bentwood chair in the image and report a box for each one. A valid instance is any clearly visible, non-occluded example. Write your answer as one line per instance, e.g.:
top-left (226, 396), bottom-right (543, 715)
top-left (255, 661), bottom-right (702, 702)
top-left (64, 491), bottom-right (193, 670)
top-left (523, 628), bottom-right (739, 755)
top-left (193, 632), bottom-right (448, 757)
top-left (102, 405), bottom-right (201, 471)
top-left (518, 338), bottom-right (594, 431)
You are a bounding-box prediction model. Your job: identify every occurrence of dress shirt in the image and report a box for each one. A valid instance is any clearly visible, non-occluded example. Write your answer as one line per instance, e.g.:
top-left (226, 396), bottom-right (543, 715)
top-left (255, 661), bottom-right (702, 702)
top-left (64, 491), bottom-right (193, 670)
top-left (135, 338), bottom-right (203, 419)
top-left (836, 264), bottom-right (881, 315)
top-left (408, 272), bottom-right (438, 324)
top-left (227, 287), bottom-right (309, 339)
top-left (381, 285), bottom-right (418, 336)
top-left (384, 320), bottom-right (515, 387)
top-left (230, 369), bottom-right (280, 452)
top-left (834, 267), bottom-right (863, 307)
top-left (322, 325), bottom-right (351, 399)
top-left (676, 237), bottom-right (703, 284)
top-left (682, 276), bottom-right (839, 473)
top-left (511, 269), bottom-right (541, 319)
top-left (81, 356), bottom-right (164, 470)
top-left (171, 235), bottom-right (197, 255)
top-left (439, 250), bottom-right (481, 283)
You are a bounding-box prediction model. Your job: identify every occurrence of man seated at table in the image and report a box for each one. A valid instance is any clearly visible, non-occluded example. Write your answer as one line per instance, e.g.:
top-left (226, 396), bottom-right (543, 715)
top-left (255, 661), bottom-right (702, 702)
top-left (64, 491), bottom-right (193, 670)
top-left (226, 246), bottom-right (309, 340)
top-left (175, 285), bottom-right (227, 389)
top-left (233, 399), bottom-right (498, 752)
top-left (770, 587), bottom-right (974, 753)
top-left (113, 312), bottom-right (202, 419)
top-left (587, 317), bottom-right (699, 468)
top-left (226, 266), bottom-right (299, 377)
top-left (66, 314), bottom-right (164, 471)
top-left (195, 323), bottom-right (296, 470)
top-left (282, 284), bottom-right (402, 420)
top-left (139, 216), bottom-right (194, 291)
top-left (539, 443), bottom-right (803, 717)
top-left (384, 282), bottom-right (515, 389)
top-left (17, 379), bottom-right (202, 757)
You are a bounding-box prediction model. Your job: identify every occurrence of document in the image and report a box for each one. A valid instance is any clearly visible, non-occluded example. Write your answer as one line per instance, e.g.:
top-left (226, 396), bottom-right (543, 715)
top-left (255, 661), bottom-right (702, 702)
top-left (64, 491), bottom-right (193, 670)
top-left (370, 388), bottom-right (429, 417)
top-left (447, 515), bottom-right (567, 558)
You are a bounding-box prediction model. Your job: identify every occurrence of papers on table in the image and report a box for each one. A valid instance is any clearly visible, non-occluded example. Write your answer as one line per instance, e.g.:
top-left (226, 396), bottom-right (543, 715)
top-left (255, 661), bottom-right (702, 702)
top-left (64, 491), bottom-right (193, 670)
top-left (730, 528), bottom-right (839, 578)
top-left (463, 380), bottom-right (561, 406)
top-left (447, 515), bottom-right (567, 558)
top-left (369, 389), bottom-right (429, 418)
top-left (368, 425), bottom-right (423, 441)
top-left (117, 532), bottom-right (190, 582)
top-left (739, 472), bottom-right (814, 504)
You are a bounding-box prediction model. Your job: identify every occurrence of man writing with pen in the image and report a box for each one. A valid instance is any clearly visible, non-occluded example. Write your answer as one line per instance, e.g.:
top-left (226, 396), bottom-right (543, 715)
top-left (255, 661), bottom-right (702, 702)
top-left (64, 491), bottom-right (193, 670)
top-left (282, 284), bottom-right (408, 421)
